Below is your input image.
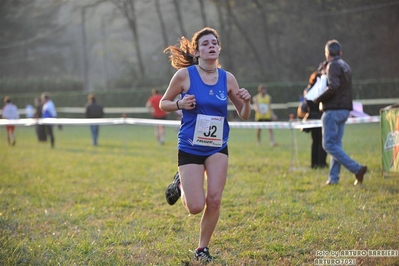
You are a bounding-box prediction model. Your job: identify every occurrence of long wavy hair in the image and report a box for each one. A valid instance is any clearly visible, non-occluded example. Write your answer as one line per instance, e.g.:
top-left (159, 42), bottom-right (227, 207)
top-left (164, 27), bottom-right (221, 70)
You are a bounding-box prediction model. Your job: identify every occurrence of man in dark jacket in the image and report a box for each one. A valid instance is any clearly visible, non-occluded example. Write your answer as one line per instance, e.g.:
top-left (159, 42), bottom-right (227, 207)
top-left (314, 40), bottom-right (367, 185)
top-left (85, 94), bottom-right (104, 146)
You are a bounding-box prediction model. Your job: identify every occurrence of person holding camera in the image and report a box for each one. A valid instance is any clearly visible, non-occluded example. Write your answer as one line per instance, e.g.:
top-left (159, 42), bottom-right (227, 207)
top-left (299, 62), bottom-right (328, 169)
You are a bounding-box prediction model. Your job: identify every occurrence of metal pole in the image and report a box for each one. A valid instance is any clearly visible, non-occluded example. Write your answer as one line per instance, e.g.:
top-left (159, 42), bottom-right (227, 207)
top-left (289, 114), bottom-right (300, 171)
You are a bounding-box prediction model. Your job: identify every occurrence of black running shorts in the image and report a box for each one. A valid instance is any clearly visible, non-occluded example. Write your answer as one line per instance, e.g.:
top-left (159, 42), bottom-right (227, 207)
top-left (178, 146), bottom-right (229, 166)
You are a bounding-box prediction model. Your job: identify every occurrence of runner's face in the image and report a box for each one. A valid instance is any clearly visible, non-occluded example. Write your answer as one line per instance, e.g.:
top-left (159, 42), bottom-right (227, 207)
top-left (197, 34), bottom-right (219, 61)
top-left (261, 88), bottom-right (267, 94)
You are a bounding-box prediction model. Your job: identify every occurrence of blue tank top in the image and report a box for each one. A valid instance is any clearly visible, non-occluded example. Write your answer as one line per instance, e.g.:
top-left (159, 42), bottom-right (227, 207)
top-left (178, 65), bottom-right (229, 156)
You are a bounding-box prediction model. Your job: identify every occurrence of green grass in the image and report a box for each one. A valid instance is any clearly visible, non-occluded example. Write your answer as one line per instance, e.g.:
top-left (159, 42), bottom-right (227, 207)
top-left (1, 123), bottom-right (398, 265)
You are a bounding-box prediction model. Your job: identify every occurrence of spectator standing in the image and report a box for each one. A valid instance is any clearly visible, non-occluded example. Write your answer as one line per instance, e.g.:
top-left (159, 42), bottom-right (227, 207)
top-left (300, 68), bottom-right (328, 169)
top-left (146, 89), bottom-right (167, 145)
top-left (2, 96), bottom-right (20, 146)
top-left (85, 94), bottom-right (104, 146)
top-left (41, 92), bottom-right (57, 148)
top-left (253, 84), bottom-right (278, 147)
top-left (314, 39), bottom-right (367, 185)
top-left (25, 104), bottom-right (34, 118)
top-left (34, 97), bottom-right (47, 142)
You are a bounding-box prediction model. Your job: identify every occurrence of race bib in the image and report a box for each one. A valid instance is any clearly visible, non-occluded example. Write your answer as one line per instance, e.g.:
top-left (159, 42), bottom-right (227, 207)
top-left (259, 104), bottom-right (268, 115)
top-left (193, 114), bottom-right (224, 147)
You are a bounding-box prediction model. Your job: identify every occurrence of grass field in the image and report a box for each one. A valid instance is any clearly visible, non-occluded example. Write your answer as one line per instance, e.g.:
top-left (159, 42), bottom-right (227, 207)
top-left (1, 122), bottom-right (398, 265)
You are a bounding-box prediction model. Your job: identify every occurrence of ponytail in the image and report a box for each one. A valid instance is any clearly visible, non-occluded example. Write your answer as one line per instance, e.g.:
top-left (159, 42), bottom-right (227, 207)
top-left (164, 37), bottom-right (197, 70)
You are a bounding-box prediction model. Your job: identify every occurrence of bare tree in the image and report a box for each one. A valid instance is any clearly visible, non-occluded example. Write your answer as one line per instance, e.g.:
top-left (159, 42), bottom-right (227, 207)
top-left (154, 0), bottom-right (172, 77)
top-left (110, 0), bottom-right (146, 78)
top-left (100, 16), bottom-right (110, 91)
top-left (80, 0), bottom-right (108, 91)
top-left (198, 0), bottom-right (208, 26)
top-left (223, 0), bottom-right (265, 73)
top-left (252, 0), bottom-right (281, 80)
top-left (155, 0), bottom-right (168, 49)
top-left (1, 0), bottom-right (399, 93)
top-left (172, 0), bottom-right (186, 37)
top-left (212, 0), bottom-right (234, 71)
top-left (81, 7), bottom-right (90, 92)
top-left (0, 0), bottom-right (66, 79)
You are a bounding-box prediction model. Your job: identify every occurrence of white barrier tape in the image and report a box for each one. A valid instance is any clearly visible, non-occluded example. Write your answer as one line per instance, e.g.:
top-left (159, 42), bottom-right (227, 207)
top-left (0, 118), bottom-right (126, 126)
top-left (229, 121), bottom-right (294, 129)
top-left (125, 118), bottom-right (180, 126)
top-left (2, 98), bottom-right (398, 115)
top-left (0, 116), bottom-right (380, 129)
top-left (291, 115), bottom-right (380, 129)
top-left (44, 98), bottom-right (399, 113)
top-left (228, 116), bottom-right (380, 129)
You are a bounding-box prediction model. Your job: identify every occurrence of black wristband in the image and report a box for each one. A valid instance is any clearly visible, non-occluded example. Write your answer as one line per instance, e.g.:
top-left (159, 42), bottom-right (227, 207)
top-left (176, 100), bottom-right (181, 110)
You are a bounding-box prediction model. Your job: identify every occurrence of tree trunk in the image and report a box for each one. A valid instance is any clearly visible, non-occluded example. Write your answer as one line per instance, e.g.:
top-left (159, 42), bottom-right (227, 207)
top-left (172, 0), bottom-right (186, 37)
top-left (252, 0), bottom-right (281, 80)
top-left (111, 0), bottom-right (146, 79)
top-left (224, 0), bottom-right (265, 73)
top-left (155, 0), bottom-right (168, 49)
top-left (81, 7), bottom-right (89, 92)
top-left (214, 0), bottom-right (233, 72)
top-left (100, 17), bottom-right (109, 91)
top-left (198, 0), bottom-right (207, 27)
top-left (155, 0), bottom-right (172, 77)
